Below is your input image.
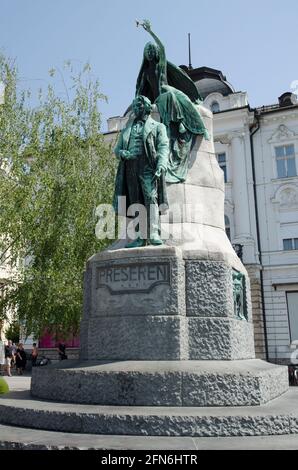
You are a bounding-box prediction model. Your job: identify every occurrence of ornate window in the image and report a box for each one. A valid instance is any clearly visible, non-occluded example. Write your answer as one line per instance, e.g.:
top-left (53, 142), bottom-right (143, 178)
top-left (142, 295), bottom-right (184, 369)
top-left (211, 101), bottom-right (220, 113)
top-left (275, 144), bottom-right (296, 178)
top-left (217, 152), bottom-right (227, 182)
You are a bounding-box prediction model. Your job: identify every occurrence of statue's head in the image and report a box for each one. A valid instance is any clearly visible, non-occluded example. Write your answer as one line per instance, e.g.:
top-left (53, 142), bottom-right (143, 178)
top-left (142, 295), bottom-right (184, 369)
top-left (144, 42), bottom-right (159, 62)
top-left (132, 95), bottom-right (152, 118)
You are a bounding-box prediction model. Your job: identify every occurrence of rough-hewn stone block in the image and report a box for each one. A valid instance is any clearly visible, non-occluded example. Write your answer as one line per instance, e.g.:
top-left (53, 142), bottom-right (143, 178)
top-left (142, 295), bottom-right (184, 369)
top-left (188, 317), bottom-right (255, 360)
top-left (86, 315), bottom-right (188, 360)
top-left (185, 261), bottom-right (233, 317)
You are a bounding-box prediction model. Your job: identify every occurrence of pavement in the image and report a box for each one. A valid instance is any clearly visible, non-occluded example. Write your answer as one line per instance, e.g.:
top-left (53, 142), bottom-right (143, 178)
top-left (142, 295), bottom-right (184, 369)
top-left (0, 374), bottom-right (298, 450)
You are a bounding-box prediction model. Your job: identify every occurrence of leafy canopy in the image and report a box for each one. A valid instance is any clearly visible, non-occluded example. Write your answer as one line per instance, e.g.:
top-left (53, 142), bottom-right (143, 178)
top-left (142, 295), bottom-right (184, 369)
top-left (0, 55), bottom-right (116, 339)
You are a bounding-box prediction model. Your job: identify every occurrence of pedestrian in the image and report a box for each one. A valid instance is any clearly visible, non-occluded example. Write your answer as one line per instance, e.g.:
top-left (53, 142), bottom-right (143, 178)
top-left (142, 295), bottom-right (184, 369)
top-left (294, 367), bottom-right (298, 386)
top-left (15, 343), bottom-right (27, 375)
top-left (288, 365), bottom-right (296, 385)
top-left (31, 342), bottom-right (39, 367)
top-left (0, 340), bottom-right (5, 375)
top-left (4, 340), bottom-right (14, 376)
top-left (11, 342), bottom-right (17, 371)
top-left (57, 343), bottom-right (67, 360)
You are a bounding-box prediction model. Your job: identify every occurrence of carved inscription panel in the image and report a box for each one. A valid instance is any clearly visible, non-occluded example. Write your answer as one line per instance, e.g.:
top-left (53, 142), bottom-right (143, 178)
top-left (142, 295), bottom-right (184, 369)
top-left (96, 262), bottom-right (171, 295)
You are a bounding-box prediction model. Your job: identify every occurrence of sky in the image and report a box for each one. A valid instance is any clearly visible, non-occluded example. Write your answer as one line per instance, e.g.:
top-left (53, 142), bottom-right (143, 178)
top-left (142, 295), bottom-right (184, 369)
top-left (1, 0), bottom-right (298, 131)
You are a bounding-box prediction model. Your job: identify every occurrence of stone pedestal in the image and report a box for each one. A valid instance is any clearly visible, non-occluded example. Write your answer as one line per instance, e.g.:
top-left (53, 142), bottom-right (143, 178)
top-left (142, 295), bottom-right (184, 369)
top-left (32, 243), bottom-right (286, 407)
top-left (79, 246), bottom-right (255, 363)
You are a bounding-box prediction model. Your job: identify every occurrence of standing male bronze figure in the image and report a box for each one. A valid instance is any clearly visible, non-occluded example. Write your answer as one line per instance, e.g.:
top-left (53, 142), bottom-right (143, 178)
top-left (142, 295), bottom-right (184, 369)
top-left (113, 95), bottom-right (169, 248)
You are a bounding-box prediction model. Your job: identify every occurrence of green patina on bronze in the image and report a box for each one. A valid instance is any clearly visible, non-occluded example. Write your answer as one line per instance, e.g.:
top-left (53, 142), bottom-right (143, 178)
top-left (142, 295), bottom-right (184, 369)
top-left (233, 270), bottom-right (248, 321)
top-left (136, 20), bottom-right (209, 183)
top-left (113, 21), bottom-right (210, 247)
top-left (113, 95), bottom-right (169, 247)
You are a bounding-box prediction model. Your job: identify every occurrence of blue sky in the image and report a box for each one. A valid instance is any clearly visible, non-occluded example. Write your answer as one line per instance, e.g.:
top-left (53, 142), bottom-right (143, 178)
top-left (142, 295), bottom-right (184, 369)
top-left (1, 0), bottom-right (297, 131)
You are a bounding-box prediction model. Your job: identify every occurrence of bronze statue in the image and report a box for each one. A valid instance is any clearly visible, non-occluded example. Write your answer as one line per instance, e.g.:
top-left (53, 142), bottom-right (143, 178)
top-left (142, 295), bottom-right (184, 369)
top-left (113, 95), bottom-right (169, 248)
top-left (233, 271), bottom-right (248, 320)
top-left (136, 20), bottom-right (209, 183)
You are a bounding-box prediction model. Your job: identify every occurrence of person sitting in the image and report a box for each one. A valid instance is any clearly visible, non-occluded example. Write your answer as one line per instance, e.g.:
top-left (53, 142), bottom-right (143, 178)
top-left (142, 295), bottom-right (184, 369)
top-left (57, 343), bottom-right (67, 360)
top-left (31, 343), bottom-right (39, 367)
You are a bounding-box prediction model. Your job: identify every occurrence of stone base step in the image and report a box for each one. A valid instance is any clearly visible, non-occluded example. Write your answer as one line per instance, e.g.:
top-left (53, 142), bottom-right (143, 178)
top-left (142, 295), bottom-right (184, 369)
top-left (0, 423), bottom-right (197, 450)
top-left (1, 388), bottom-right (298, 437)
top-left (2, 423), bottom-right (298, 450)
top-left (31, 359), bottom-right (288, 407)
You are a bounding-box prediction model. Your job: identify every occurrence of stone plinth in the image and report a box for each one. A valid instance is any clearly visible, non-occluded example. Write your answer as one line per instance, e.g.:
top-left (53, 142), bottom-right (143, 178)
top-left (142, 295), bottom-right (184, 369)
top-left (32, 245), bottom-right (288, 407)
top-left (78, 246), bottom-right (254, 362)
top-left (31, 359), bottom-right (288, 407)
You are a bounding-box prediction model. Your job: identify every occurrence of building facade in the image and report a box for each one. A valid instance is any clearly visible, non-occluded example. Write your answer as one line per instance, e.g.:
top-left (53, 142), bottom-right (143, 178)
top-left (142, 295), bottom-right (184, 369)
top-left (191, 66), bottom-right (298, 364)
top-left (106, 66), bottom-right (298, 365)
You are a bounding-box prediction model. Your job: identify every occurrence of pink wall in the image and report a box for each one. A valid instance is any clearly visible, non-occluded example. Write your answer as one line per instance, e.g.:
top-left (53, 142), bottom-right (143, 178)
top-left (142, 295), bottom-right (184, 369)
top-left (38, 330), bottom-right (80, 348)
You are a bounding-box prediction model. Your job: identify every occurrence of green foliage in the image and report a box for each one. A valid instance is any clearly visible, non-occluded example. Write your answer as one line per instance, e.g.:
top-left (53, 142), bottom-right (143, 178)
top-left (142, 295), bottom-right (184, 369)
top-left (0, 55), bottom-right (117, 338)
top-left (0, 377), bottom-right (9, 394)
top-left (5, 320), bottom-right (20, 344)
